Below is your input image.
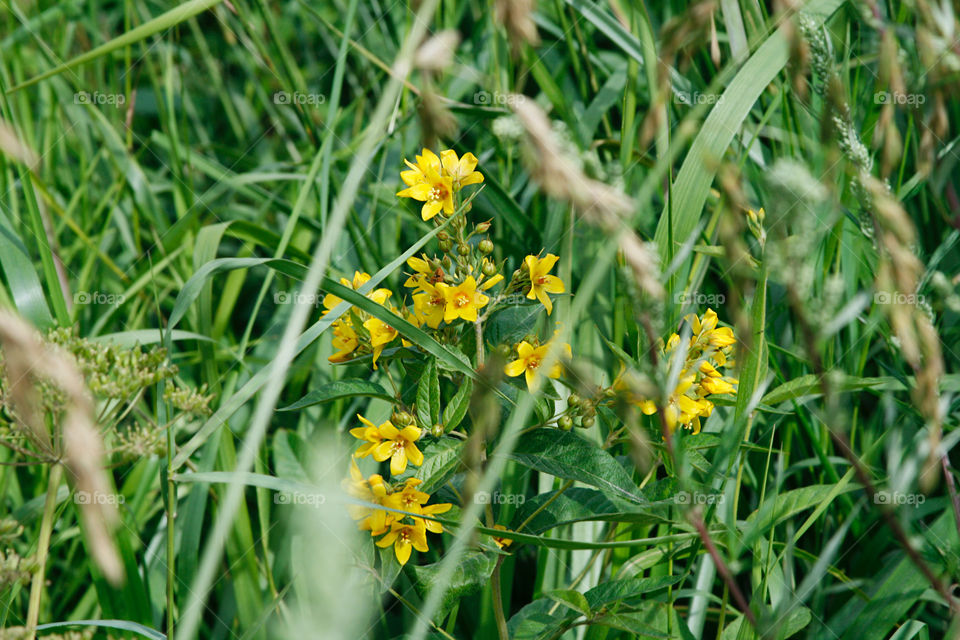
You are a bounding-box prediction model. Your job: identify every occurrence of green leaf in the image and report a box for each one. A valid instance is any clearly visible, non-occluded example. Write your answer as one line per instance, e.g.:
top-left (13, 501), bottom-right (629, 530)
top-left (408, 550), bottom-right (497, 622)
top-left (545, 590), bottom-right (591, 617)
top-left (417, 360), bottom-right (440, 429)
top-left (508, 430), bottom-right (645, 504)
top-left (0, 206), bottom-right (55, 328)
top-left (512, 487), bottom-right (663, 534)
top-left (584, 576), bottom-right (681, 610)
top-left (442, 379), bottom-right (472, 431)
top-left (484, 303), bottom-right (544, 348)
top-left (278, 379), bottom-right (393, 411)
top-left (408, 437), bottom-right (464, 494)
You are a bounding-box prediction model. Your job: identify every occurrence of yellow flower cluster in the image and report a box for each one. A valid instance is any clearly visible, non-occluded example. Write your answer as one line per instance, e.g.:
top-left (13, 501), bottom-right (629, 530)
top-left (343, 458), bottom-right (451, 565)
top-left (322, 271), bottom-right (403, 369)
top-left (633, 309), bottom-right (738, 434)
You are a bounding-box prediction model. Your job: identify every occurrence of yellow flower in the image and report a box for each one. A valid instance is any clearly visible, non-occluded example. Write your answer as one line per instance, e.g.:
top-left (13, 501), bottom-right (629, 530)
top-left (343, 459), bottom-right (393, 534)
top-left (363, 317), bottom-right (398, 369)
top-left (322, 270), bottom-right (391, 315)
top-left (524, 254), bottom-right (565, 315)
top-left (376, 518), bottom-right (429, 565)
top-left (404, 254), bottom-right (444, 289)
top-left (349, 414), bottom-right (389, 458)
top-left (420, 502), bottom-right (452, 534)
top-left (491, 524), bottom-right (513, 549)
top-left (437, 276), bottom-right (489, 323)
top-left (373, 422), bottom-right (424, 475)
top-left (328, 319), bottom-right (358, 363)
top-left (384, 479), bottom-right (451, 534)
top-left (412, 281), bottom-right (448, 329)
top-left (504, 340), bottom-right (570, 391)
top-left (397, 149), bottom-right (455, 220)
top-left (440, 149), bottom-right (484, 190)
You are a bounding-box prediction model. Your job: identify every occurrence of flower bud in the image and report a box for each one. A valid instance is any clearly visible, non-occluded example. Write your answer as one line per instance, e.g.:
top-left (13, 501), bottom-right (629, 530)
top-left (558, 416), bottom-right (573, 430)
top-left (392, 410), bottom-right (413, 426)
top-left (438, 239), bottom-right (453, 252)
top-left (437, 231), bottom-right (449, 241)
top-left (457, 243), bottom-right (471, 256)
top-left (579, 416), bottom-right (595, 429)
top-left (482, 261), bottom-right (498, 277)
top-left (431, 424), bottom-right (444, 437)
top-left (475, 221), bottom-right (491, 233)
top-left (478, 239), bottom-right (494, 254)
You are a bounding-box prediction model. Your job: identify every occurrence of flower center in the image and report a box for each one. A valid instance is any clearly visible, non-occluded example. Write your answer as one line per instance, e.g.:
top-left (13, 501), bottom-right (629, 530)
top-left (392, 441), bottom-right (404, 453)
top-left (430, 295), bottom-right (445, 307)
top-left (526, 357), bottom-right (541, 371)
top-left (536, 276), bottom-right (549, 285)
top-left (429, 186), bottom-right (448, 202)
top-left (454, 293), bottom-right (470, 308)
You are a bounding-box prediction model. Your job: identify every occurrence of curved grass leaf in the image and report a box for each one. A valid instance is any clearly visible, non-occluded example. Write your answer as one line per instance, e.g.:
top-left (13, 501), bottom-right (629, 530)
top-left (279, 379), bottom-right (393, 411)
top-left (36, 620), bottom-right (165, 640)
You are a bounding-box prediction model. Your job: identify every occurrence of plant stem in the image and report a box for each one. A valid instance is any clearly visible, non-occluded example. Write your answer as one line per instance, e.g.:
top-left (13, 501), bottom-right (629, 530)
top-left (491, 556), bottom-right (509, 640)
top-left (26, 462), bottom-right (63, 639)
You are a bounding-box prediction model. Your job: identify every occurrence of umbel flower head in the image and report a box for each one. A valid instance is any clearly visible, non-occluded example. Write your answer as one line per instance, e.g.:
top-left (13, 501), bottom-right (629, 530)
top-left (629, 309), bottom-right (738, 435)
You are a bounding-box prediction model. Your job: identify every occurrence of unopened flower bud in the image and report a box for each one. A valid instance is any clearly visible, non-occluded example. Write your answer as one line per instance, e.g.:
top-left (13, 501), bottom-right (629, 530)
top-left (431, 424), bottom-right (444, 437)
top-left (482, 261), bottom-right (498, 277)
top-left (457, 243), bottom-right (471, 256)
top-left (479, 239), bottom-right (494, 254)
top-left (475, 221), bottom-right (491, 233)
top-left (438, 239), bottom-right (453, 252)
top-left (558, 416), bottom-right (573, 430)
top-left (567, 393), bottom-right (582, 407)
top-left (392, 410), bottom-right (414, 426)
top-left (579, 416), bottom-right (595, 429)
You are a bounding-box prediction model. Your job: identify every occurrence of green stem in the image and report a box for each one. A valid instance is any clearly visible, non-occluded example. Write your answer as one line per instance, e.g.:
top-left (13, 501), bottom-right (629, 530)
top-left (491, 556), bottom-right (509, 640)
top-left (26, 462), bottom-right (64, 638)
